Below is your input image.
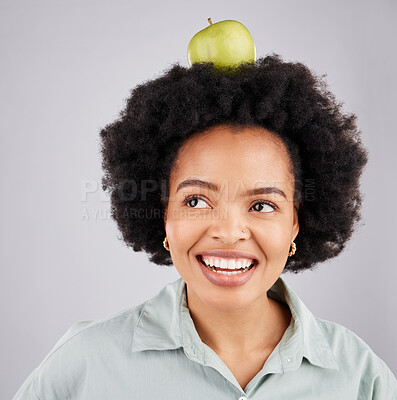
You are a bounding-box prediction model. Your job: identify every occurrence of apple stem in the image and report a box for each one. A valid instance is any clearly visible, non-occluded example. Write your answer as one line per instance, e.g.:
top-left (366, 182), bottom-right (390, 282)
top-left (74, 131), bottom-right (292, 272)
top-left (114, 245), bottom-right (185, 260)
top-left (208, 17), bottom-right (213, 25)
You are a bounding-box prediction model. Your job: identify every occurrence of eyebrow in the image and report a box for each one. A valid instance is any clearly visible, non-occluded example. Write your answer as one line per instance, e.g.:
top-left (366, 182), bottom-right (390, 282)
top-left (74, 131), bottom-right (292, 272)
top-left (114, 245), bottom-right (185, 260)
top-left (176, 179), bottom-right (287, 199)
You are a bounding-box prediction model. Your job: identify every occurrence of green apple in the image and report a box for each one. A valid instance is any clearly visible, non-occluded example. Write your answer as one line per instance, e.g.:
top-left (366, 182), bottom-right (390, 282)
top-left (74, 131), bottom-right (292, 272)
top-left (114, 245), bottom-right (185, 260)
top-left (187, 18), bottom-right (256, 68)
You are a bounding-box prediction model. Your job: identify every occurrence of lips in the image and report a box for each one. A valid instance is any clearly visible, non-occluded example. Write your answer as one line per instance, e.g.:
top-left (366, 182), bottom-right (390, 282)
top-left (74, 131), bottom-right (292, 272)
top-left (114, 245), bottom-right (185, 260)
top-left (195, 252), bottom-right (258, 287)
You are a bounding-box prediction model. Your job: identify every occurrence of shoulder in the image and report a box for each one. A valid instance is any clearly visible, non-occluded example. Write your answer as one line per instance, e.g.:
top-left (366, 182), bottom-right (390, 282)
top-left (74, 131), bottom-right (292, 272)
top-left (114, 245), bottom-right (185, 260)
top-left (54, 303), bottom-right (146, 348)
top-left (45, 302), bottom-right (146, 359)
top-left (12, 303), bottom-right (147, 399)
top-left (315, 316), bottom-right (397, 398)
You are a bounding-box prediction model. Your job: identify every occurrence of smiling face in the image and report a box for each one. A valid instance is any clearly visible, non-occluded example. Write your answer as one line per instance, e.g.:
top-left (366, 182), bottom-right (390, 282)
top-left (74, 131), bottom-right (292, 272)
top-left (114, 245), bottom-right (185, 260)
top-left (163, 124), bottom-right (299, 311)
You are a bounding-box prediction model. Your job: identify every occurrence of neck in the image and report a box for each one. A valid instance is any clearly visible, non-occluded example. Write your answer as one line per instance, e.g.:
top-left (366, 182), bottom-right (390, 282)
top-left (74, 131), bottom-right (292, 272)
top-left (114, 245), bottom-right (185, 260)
top-left (186, 286), bottom-right (291, 357)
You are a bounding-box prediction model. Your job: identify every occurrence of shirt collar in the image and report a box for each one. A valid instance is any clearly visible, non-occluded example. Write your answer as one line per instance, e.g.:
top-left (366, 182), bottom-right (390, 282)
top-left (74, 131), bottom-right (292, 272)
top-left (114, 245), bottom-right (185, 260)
top-left (131, 277), bottom-right (339, 372)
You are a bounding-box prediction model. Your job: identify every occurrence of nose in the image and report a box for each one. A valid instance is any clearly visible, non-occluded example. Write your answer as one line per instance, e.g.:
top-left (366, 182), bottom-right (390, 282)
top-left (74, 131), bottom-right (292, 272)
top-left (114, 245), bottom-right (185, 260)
top-left (207, 206), bottom-right (251, 244)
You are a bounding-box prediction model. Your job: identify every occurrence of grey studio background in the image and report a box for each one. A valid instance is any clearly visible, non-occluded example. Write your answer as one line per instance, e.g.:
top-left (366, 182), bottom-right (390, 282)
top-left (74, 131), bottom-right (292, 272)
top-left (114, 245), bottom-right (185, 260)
top-left (1, 0), bottom-right (396, 398)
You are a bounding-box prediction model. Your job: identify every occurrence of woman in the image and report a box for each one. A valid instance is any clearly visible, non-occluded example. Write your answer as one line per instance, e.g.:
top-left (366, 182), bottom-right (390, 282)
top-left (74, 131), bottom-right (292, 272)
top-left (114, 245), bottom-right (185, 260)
top-left (13, 55), bottom-right (397, 399)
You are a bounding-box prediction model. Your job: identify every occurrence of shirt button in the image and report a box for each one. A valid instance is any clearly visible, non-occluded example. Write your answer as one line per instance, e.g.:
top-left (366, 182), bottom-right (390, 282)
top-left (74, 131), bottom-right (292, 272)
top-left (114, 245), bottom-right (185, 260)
top-left (239, 397), bottom-right (248, 400)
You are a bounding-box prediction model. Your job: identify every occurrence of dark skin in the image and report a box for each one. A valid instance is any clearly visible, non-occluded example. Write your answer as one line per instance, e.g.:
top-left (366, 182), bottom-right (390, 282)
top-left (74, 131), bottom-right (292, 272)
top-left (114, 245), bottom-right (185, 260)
top-left (163, 124), bottom-right (299, 390)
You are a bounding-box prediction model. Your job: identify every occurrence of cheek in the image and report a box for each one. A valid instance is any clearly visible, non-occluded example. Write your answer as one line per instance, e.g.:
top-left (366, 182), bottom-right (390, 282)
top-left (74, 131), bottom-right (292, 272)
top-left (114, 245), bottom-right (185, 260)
top-left (166, 216), bottom-right (206, 280)
top-left (166, 211), bottom-right (203, 252)
top-left (256, 219), bottom-right (291, 256)
top-left (166, 219), bottom-right (184, 244)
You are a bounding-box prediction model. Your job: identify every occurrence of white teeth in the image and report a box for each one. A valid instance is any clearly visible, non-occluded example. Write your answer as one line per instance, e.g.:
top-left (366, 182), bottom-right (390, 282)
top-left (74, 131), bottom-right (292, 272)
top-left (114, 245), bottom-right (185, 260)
top-left (215, 270), bottom-right (244, 275)
top-left (240, 260), bottom-right (252, 268)
top-left (201, 255), bottom-right (254, 270)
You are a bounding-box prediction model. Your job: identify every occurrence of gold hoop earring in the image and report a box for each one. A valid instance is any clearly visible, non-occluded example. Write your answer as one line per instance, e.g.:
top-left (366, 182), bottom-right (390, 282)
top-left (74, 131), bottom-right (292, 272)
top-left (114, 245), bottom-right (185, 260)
top-left (163, 236), bottom-right (170, 251)
top-left (288, 241), bottom-right (296, 257)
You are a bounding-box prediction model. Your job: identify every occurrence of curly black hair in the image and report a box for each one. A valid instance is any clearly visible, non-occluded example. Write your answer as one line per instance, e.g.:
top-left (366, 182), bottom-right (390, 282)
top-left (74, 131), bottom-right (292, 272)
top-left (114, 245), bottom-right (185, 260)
top-left (99, 53), bottom-right (369, 273)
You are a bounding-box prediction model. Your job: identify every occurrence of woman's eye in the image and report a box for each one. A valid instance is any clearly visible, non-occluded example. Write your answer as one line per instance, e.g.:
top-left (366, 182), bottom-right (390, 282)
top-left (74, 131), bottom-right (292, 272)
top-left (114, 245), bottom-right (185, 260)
top-left (183, 195), bottom-right (210, 209)
top-left (184, 196), bottom-right (277, 212)
top-left (251, 201), bottom-right (277, 213)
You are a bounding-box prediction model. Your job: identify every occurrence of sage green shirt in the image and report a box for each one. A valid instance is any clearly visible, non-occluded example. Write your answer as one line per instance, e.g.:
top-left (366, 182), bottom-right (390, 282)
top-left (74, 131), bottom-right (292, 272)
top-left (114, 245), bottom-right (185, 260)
top-left (13, 277), bottom-right (397, 399)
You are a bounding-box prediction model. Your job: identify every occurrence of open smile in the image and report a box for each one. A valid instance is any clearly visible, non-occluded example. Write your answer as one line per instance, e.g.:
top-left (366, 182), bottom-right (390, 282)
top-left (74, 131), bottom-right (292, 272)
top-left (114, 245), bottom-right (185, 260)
top-left (195, 255), bottom-right (258, 287)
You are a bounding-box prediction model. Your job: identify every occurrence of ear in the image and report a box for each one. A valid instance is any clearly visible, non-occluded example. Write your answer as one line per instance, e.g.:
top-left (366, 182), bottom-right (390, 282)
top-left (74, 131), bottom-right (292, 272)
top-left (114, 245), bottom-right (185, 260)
top-left (292, 202), bottom-right (300, 241)
top-left (163, 207), bottom-right (167, 230)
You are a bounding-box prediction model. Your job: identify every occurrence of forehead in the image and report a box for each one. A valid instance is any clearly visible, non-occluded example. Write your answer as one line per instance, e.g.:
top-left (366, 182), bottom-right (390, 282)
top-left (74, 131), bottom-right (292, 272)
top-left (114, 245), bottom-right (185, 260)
top-left (171, 125), bottom-right (294, 191)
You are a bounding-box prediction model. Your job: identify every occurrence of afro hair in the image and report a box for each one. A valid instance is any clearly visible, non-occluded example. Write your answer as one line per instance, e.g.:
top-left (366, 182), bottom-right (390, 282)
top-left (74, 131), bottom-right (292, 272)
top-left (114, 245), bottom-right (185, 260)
top-left (99, 53), bottom-right (369, 273)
